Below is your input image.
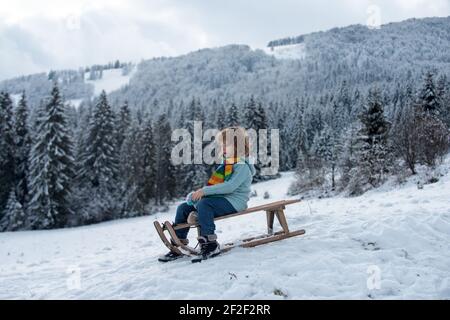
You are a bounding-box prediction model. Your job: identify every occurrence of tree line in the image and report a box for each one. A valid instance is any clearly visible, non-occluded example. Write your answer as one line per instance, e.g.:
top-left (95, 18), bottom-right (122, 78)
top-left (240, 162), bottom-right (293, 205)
top-left (0, 70), bottom-right (449, 231)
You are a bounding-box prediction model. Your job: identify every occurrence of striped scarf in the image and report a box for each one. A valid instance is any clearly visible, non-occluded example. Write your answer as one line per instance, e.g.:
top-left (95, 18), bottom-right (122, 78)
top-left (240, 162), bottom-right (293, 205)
top-left (207, 157), bottom-right (241, 185)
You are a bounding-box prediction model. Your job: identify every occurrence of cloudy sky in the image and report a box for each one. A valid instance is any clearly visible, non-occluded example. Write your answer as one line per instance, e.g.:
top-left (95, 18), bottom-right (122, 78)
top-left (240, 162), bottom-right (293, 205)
top-left (0, 0), bottom-right (449, 80)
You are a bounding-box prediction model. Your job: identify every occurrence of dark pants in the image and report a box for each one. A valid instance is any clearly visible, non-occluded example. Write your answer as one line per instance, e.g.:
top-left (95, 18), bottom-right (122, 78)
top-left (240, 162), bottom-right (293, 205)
top-left (174, 197), bottom-right (237, 238)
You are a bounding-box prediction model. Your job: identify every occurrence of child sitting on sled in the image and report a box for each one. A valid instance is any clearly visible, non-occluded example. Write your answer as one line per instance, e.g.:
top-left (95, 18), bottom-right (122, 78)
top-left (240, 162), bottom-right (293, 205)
top-left (159, 126), bottom-right (256, 262)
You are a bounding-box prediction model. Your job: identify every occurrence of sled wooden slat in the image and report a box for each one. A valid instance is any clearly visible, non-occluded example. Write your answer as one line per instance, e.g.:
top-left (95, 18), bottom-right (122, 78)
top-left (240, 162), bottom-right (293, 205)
top-left (153, 221), bottom-right (183, 255)
top-left (164, 221), bottom-right (200, 255)
top-left (222, 229), bottom-right (306, 252)
top-left (170, 199), bottom-right (301, 231)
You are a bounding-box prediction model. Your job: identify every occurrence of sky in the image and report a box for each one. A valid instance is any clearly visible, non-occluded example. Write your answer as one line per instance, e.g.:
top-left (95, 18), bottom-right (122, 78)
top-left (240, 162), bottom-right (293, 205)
top-left (0, 0), bottom-right (449, 81)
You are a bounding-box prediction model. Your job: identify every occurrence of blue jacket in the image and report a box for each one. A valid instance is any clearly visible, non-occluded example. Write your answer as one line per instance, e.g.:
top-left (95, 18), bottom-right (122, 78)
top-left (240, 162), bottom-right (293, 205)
top-left (187, 160), bottom-right (256, 212)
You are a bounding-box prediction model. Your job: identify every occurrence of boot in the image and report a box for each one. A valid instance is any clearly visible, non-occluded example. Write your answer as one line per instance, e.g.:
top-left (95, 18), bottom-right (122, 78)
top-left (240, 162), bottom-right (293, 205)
top-left (158, 238), bottom-right (189, 262)
top-left (192, 234), bottom-right (220, 263)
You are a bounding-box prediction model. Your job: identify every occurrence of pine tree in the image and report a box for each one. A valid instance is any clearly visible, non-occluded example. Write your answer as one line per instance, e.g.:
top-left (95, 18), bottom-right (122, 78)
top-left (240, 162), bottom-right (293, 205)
top-left (14, 92), bottom-right (32, 206)
top-left (332, 81), bottom-right (351, 131)
top-left (118, 120), bottom-right (145, 216)
top-left (76, 90), bottom-right (119, 223)
top-left (244, 96), bottom-right (258, 129)
top-left (116, 101), bottom-right (131, 149)
top-left (215, 106), bottom-right (227, 130)
top-left (255, 102), bottom-right (268, 131)
top-left (80, 91), bottom-right (119, 189)
top-left (0, 189), bottom-right (26, 231)
top-left (338, 124), bottom-right (359, 190)
top-left (0, 92), bottom-right (15, 216)
top-left (140, 119), bottom-right (157, 209)
top-left (289, 98), bottom-right (306, 170)
top-left (349, 88), bottom-right (391, 194)
top-left (436, 74), bottom-right (450, 127)
top-left (419, 71), bottom-right (441, 115)
top-left (28, 84), bottom-right (75, 229)
top-left (154, 114), bottom-right (176, 205)
top-left (182, 97), bottom-right (209, 192)
top-left (227, 102), bottom-right (240, 127)
top-left (313, 125), bottom-right (340, 189)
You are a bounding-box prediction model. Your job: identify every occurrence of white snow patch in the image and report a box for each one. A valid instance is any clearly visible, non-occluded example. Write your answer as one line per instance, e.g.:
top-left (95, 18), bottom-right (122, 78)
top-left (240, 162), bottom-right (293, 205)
top-left (262, 43), bottom-right (307, 60)
top-left (66, 99), bottom-right (83, 109)
top-left (10, 94), bottom-right (21, 106)
top-left (85, 68), bottom-right (135, 96)
top-left (0, 163), bottom-right (449, 299)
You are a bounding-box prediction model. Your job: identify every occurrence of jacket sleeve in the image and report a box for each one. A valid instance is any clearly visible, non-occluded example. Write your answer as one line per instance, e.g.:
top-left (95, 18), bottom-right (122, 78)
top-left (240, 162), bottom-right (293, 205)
top-left (202, 164), bottom-right (250, 195)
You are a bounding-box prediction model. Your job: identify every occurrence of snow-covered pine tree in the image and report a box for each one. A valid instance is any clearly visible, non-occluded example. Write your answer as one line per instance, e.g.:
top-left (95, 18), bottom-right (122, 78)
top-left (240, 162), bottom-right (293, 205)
top-left (243, 97), bottom-right (269, 181)
top-left (0, 92), bottom-right (15, 216)
top-left (418, 71), bottom-right (441, 116)
top-left (436, 74), bottom-right (450, 127)
top-left (182, 97), bottom-right (209, 192)
top-left (77, 90), bottom-right (119, 223)
top-left (244, 96), bottom-right (258, 129)
top-left (215, 105), bottom-right (227, 130)
top-left (391, 88), bottom-right (421, 174)
top-left (303, 102), bottom-right (324, 149)
top-left (349, 88), bottom-right (391, 194)
top-left (172, 110), bottom-right (188, 197)
top-left (14, 92), bottom-right (32, 206)
top-left (0, 189), bottom-right (26, 231)
top-left (154, 114), bottom-right (176, 206)
top-left (81, 90), bottom-right (119, 189)
top-left (28, 84), bottom-right (75, 229)
top-left (338, 124), bottom-right (359, 190)
top-left (116, 101), bottom-right (131, 150)
top-left (277, 106), bottom-right (291, 170)
top-left (415, 108), bottom-right (449, 167)
top-left (413, 72), bottom-right (450, 166)
top-left (313, 124), bottom-right (341, 189)
top-left (139, 119), bottom-right (157, 210)
top-left (332, 81), bottom-right (352, 131)
top-left (118, 120), bottom-right (145, 216)
top-left (288, 98), bottom-right (306, 170)
top-left (255, 102), bottom-right (268, 132)
top-left (227, 102), bottom-right (240, 127)
top-left (436, 74), bottom-right (448, 105)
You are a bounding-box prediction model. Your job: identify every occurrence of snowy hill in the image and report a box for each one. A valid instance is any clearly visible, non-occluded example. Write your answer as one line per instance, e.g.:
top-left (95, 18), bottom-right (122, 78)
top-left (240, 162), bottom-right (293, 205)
top-left (2, 16), bottom-right (450, 112)
top-left (261, 43), bottom-right (307, 60)
top-left (1, 159), bottom-right (449, 299)
top-left (85, 67), bottom-right (135, 96)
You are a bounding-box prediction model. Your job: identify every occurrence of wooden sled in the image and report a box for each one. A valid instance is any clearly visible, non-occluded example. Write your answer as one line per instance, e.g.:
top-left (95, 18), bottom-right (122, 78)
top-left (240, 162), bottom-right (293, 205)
top-left (154, 199), bottom-right (305, 256)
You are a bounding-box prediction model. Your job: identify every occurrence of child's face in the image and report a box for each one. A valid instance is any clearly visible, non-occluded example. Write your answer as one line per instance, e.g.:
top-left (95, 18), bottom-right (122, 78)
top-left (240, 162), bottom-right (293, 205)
top-left (223, 140), bottom-right (234, 157)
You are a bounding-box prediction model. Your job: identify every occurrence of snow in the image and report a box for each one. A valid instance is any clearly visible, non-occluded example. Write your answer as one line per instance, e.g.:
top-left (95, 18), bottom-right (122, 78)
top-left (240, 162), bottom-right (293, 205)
top-left (0, 162), bottom-right (449, 299)
top-left (262, 43), bottom-right (307, 60)
top-left (10, 94), bottom-right (21, 106)
top-left (85, 68), bottom-right (135, 96)
top-left (66, 99), bottom-right (83, 109)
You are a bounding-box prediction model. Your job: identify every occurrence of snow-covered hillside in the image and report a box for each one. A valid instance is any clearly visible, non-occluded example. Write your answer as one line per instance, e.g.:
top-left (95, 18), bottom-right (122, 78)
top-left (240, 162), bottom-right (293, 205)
top-left (262, 43), bottom-right (307, 60)
top-left (0, 162), bottom-right (449, 299)
top-left (85, 68), bottom-right (135, 96)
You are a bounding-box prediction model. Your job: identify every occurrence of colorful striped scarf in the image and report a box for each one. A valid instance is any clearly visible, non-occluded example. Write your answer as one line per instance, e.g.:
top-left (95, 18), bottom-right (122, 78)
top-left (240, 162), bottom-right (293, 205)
top-left (207, 157), bottom-right (241, 185)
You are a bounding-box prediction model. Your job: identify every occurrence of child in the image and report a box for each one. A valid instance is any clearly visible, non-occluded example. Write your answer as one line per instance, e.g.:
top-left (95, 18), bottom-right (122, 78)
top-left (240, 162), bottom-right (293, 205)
top-left (159, 126), bottom-right (256, 262)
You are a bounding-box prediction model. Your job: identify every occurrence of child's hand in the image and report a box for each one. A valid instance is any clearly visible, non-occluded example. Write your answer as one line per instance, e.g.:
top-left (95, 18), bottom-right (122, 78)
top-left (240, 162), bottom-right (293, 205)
top-left (191, 188), bottom-right (204, 201)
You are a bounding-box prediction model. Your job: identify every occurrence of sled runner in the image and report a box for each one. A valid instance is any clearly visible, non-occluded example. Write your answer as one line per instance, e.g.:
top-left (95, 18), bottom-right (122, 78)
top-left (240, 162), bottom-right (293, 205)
top-left (154, 199), bottom-right (305, 256)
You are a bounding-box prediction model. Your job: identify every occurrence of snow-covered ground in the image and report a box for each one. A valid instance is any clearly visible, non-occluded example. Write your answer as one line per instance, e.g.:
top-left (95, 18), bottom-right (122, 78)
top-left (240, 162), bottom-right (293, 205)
top-left (85, 68), bottom-right (135, 96)
top-left (262, 43), bottom-right (307, 60)
top-left (0, 162), bottom-right (449, 299)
